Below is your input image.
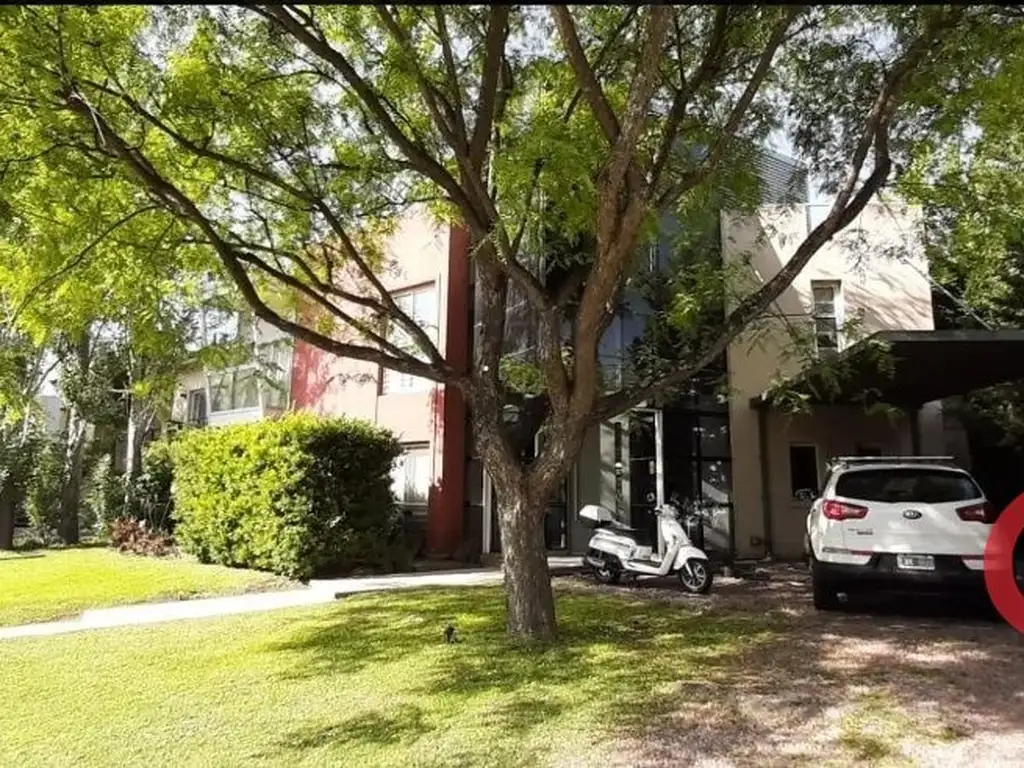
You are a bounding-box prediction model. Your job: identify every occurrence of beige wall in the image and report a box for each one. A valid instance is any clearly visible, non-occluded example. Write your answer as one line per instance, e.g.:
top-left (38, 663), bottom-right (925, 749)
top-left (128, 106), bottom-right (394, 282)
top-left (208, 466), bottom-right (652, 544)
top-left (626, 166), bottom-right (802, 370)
top-left (723, 202), bottom-right (944, 558)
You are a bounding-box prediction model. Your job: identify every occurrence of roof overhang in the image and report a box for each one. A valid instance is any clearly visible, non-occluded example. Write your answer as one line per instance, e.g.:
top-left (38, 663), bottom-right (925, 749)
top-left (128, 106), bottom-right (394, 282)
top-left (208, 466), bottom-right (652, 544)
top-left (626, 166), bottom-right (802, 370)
top-left (751, 329), bottom-right (1024, 410)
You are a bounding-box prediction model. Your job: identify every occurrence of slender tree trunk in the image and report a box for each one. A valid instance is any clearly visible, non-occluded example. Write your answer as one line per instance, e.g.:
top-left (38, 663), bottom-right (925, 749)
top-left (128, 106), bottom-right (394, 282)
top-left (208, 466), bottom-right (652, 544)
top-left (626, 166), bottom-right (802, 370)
top-left (497, 488), bottom-right (557, 641)
top-left (0, 481), bottom-right (16, 550)
top-left (58, 411), bottom-right (87, 545)
top-left (57, 332), bottom-right (94, 545)
top-left (123, 395), bottom-right (144, 509)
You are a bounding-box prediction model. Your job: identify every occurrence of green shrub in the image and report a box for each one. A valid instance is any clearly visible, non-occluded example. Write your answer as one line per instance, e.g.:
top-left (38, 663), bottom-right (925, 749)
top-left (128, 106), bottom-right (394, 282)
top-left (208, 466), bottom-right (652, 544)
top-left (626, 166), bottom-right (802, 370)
top-left (83, 453), bottom-right (125, 534)
top-left (171, 412), bottom-right (403, 580)
top-left (129, 438), bottom-right (176, 532)
top-left (25, 439), bottom-right (65, 542)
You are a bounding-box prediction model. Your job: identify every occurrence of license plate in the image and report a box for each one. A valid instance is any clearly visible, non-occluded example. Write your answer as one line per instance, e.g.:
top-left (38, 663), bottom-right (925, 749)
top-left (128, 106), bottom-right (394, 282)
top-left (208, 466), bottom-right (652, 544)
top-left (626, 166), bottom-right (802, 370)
top-left (897, 554), bottom-right (935, 571)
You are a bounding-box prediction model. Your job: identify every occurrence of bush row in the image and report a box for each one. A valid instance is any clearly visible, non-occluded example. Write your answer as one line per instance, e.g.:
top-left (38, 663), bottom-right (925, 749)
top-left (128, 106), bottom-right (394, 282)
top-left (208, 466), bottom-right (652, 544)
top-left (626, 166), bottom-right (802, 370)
top-left (18, 412), bottom-right (409, 580)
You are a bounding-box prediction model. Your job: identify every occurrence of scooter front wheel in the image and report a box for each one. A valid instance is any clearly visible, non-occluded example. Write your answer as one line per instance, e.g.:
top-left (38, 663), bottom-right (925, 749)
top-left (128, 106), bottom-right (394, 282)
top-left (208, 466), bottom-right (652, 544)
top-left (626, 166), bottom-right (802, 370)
top-left (678, 558), bottom-right (713, 594)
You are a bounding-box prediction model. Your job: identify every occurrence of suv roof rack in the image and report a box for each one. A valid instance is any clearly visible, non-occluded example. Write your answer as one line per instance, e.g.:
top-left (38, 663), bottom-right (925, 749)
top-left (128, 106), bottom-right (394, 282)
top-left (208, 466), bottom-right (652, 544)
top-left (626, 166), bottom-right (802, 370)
top-left (828, 455), bottom-right (958, 468)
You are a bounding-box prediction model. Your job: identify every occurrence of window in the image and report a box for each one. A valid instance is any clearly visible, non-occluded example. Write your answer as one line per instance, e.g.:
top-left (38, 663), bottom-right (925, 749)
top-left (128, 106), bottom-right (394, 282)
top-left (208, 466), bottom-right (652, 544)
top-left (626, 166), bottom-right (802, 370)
top-left (207, 340), bottom-right (291, 413)
top-left (209, 373), bottom-right (232, 412)
top-left (382, 284), bottom-right (439, 394)
top-left (257, 339), bottom-right (291, 408)
top-left (835, 468), bottom-right (982, 504)
top-left (789, 445), bottom-right (819, 499)
top-left (811, 281), bottom-right (841, 357)
top-left (234, 370), bottom-right (260, 410)
top-left (392, 443), bottom-right (432, 512)
top-left (186, 389), bottom-right (207, 426)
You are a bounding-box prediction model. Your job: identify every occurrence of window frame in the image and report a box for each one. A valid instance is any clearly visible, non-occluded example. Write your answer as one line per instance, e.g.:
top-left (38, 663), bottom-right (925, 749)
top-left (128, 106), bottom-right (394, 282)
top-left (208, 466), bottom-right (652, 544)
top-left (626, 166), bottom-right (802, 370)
top-left (380, 282), bottom-right (440, 395)
top-left (810, 280), bottom-right (843, 357)
top-left (789, 443), bottom-right (821, 500)
top-left (206, 339), bottom-right (293, 414)
top-left (185, 389), bottom-right (207, 426)
top-left (392, 442), bottom-right (432, 514)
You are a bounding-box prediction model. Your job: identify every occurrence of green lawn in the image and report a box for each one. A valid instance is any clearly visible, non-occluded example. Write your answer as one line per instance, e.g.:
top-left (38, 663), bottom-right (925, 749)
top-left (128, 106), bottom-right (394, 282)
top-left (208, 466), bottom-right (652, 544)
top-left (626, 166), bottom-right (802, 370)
top-left (0, 586), bottom-right (775, 767)
top-left (0, 547), bottom-right (290, 627)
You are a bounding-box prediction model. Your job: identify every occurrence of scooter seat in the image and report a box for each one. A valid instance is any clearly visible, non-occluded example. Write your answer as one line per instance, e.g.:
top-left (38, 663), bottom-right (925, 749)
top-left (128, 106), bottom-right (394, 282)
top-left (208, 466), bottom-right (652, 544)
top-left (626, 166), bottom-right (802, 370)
top-left (600, 519), bottom-right (643, 535)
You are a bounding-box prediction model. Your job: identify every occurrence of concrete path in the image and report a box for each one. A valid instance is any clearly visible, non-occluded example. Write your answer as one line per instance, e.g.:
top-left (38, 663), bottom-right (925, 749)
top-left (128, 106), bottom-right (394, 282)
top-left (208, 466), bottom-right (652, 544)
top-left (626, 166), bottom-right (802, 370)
top-left (0, 556), bottom-right (583, 641)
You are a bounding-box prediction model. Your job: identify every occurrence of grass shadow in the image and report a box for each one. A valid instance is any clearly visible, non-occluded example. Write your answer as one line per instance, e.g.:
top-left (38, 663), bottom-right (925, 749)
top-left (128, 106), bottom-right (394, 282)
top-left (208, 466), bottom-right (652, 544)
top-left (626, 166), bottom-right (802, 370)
top-left (277, 704), bottom-right (431, 751)
top-left (258, 579), bottom-right (776, 764)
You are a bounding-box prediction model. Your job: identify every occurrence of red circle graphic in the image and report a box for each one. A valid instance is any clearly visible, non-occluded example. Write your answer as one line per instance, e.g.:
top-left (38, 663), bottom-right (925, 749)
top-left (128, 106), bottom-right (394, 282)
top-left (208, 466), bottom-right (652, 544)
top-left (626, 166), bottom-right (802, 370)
top-left (984, 492), bottom-right (1024, 634)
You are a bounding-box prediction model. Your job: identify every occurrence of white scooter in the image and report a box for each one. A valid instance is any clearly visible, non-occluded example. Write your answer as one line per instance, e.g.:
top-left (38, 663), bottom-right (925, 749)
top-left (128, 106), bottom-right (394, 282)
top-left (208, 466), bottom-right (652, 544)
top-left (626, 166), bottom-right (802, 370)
top-left (579, 494), bottom-right (714, 594)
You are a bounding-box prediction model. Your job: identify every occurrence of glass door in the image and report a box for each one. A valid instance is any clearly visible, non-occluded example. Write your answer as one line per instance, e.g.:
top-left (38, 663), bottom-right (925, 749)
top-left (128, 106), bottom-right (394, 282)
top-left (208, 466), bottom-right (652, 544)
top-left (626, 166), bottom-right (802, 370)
top-left (626, 409), bottom-right (664, 550)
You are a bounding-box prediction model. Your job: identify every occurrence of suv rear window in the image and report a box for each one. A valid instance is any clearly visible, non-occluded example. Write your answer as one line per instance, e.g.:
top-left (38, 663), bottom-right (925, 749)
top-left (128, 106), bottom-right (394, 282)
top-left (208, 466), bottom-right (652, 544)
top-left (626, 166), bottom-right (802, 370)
top-left (835, 468), bottom-right (982, 504)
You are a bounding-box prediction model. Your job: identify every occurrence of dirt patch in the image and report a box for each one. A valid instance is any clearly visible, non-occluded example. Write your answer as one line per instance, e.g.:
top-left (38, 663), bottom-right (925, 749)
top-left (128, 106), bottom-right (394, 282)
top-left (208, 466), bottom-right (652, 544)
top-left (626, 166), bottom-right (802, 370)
top-left (556, 565), bottom-right (1024, 767)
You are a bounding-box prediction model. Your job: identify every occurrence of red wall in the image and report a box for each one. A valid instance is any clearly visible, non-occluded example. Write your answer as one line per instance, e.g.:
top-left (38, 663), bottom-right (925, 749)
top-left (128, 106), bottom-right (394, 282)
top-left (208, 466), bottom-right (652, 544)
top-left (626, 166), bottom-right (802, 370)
top-left (428, 226), bottom-right (470, 556)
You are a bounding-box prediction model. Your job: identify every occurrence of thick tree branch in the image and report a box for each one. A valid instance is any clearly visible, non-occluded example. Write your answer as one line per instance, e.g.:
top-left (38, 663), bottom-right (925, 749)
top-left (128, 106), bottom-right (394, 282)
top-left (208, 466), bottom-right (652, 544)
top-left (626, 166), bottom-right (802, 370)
top-left (231, 248), bottom-right (423, 365)
top-left (469, 6), bottom-right (510, 172)
top-left (80, 72), bottom-right (450, 371)
top-left (374, 5), bottom-right (466, 151)
top-left (649, 6), bottom-right (731, 192)
top-left (433, 6), bottom-right (468, 141)
top-left (605, 6), bottom-right (671, 195)
top-left (255, 5), bottom-right (487, 231)
top-left (551, 6), bottom-right (621, 145)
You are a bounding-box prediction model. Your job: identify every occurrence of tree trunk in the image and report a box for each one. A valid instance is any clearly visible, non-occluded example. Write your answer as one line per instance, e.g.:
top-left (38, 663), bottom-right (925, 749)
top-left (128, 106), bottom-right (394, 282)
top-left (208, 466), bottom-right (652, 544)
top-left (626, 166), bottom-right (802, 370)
top-left (123, 396), bottom-right (144, 509)
top-left (0, 481), bottom-right (15, 550)
top-left (58, 410), bottom-right (87, 545)
top-left (497, 488), bottom-right (557, 641)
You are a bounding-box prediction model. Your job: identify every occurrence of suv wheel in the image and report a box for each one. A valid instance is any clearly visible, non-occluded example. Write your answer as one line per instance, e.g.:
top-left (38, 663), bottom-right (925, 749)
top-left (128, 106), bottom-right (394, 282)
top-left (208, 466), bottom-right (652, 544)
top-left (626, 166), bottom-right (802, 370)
top-left (810, 553), bottom-right (841, 611)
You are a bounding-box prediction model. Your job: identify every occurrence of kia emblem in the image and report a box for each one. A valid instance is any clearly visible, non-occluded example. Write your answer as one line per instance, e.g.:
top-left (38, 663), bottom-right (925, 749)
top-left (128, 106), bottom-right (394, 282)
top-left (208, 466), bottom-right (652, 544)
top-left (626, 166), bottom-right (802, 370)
top-left (903, 509), bottom-right (923, 520)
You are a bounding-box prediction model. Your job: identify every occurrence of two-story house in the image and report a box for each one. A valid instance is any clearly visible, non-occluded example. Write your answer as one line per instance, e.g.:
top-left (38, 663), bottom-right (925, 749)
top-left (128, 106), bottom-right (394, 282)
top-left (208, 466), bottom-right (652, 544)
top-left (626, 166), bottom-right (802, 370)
top-left (173, 151), bottom-right (1002, 563)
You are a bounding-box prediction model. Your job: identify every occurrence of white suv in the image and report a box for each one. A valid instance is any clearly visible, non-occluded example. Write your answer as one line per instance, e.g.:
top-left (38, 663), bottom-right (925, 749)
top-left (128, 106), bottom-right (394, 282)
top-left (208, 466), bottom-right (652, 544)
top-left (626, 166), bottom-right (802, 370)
top-left (805, 456), bottom-right (992, 610)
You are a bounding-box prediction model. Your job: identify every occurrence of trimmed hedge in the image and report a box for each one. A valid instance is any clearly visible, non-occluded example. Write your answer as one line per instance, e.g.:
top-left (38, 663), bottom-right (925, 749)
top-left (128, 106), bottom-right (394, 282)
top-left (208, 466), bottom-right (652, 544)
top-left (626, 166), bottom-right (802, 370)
top-left (171, 412), bottom-right (403, 580)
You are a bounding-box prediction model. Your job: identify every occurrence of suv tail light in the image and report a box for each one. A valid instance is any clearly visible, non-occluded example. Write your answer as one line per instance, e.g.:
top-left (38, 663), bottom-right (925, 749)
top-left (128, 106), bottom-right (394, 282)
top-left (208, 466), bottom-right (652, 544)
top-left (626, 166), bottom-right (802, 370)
top-left (822, 500), bottom-right (869, 520)
top-left (956, 502), bottom-right (992, 523)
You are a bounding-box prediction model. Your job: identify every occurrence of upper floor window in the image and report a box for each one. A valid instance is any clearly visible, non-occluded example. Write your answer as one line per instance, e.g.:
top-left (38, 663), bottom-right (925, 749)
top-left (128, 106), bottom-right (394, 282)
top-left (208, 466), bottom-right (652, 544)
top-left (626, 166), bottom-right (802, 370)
top-left (208, 339), bottom-right (292, 413)
top-left (185, 389), bottom-right (207, 426)
top-left (811, 281), bottom-right (842, 358)
top-left (382, 284), bottom-right (438, 394)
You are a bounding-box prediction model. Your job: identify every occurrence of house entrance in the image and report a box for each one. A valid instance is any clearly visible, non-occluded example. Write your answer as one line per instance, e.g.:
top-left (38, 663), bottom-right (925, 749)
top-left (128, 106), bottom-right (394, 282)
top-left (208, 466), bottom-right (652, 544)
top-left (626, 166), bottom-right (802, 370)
top-left (621, 386), bottom-right (735, 559)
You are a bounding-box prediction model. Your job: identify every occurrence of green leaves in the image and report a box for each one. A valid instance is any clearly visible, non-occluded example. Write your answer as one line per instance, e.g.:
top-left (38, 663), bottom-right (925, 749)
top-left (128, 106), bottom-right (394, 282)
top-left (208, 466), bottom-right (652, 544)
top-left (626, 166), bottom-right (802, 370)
top-left (171, 412), bottom-right (403, 579)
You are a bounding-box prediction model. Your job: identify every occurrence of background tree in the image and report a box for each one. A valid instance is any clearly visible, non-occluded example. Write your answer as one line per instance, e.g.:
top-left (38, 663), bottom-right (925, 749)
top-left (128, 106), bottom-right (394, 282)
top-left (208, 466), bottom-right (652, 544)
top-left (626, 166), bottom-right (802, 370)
top-left (0, 304), bottom-right (52, 550)
top-left (897, 34), bottom-right (1024, 509)
top-left (0, 4), bottom-right (1019, 637)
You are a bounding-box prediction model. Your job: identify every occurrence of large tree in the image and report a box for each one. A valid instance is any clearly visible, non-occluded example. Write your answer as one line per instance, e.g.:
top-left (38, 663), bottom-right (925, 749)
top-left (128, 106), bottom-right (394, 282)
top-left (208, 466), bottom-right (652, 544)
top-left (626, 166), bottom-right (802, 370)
top-left (0, 4), bottom-right (1018, 638)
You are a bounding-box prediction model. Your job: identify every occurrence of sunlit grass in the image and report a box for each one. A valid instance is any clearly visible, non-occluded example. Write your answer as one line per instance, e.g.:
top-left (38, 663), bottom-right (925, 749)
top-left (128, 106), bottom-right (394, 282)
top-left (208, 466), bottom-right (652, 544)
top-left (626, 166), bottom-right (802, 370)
top-left (0, 586), bottom-right (776, 767)
top-left (0, 547), bottom-right (290, 626)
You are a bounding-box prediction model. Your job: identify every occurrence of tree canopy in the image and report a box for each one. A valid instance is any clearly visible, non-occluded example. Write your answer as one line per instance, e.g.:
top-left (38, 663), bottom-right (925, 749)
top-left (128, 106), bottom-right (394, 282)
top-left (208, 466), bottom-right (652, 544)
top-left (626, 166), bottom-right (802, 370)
top-left (1, 4), bottom-right (1021, 637)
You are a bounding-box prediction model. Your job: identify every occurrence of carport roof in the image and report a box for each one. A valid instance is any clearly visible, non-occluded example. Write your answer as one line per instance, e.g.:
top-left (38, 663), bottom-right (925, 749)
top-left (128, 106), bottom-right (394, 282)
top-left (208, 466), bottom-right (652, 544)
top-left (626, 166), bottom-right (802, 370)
top-left (751, 329), bottom-right (1024, 409)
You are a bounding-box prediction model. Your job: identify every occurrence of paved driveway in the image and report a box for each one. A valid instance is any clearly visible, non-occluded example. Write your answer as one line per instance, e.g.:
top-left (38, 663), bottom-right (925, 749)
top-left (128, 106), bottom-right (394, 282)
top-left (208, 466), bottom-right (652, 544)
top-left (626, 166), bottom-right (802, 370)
top-left (562, 564), bottom-right (1024, 768)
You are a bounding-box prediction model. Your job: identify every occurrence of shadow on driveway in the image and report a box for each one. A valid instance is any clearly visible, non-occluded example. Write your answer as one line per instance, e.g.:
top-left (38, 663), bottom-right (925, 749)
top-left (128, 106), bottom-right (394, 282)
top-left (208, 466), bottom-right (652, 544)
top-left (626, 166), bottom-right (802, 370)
top-left (565, 564), bottom-right (1024, 767)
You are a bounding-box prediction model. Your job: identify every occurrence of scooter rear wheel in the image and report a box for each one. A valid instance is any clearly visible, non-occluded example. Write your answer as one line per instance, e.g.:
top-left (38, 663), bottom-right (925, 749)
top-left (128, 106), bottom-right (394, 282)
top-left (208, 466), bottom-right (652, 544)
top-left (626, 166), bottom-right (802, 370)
top-left (593, 563), bottom-right (621, 584)
top-left (678, 558), bottom-right (713, 594)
